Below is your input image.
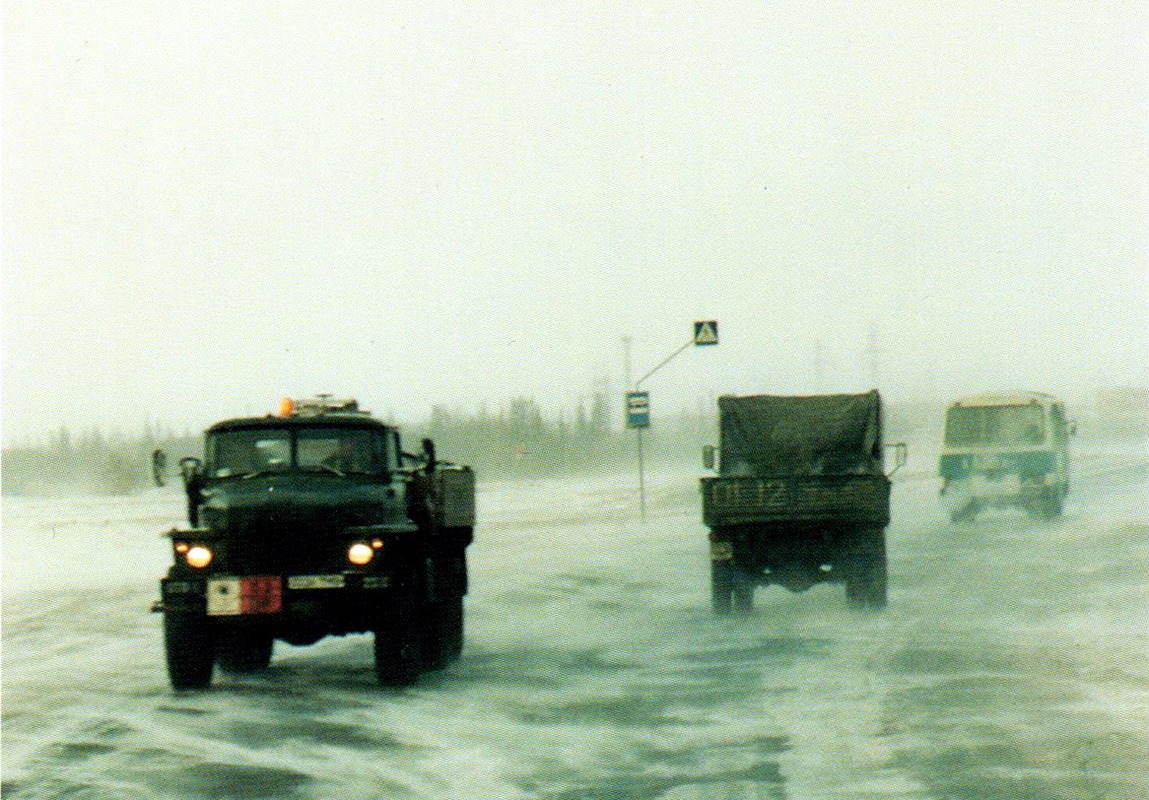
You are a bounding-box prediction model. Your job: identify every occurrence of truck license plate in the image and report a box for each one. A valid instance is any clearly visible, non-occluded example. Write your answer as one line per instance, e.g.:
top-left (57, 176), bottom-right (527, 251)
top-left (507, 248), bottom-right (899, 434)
top-left (287, 574), bottom-right (346, 590)
top-left (206, 576), bottom-right (282, 616)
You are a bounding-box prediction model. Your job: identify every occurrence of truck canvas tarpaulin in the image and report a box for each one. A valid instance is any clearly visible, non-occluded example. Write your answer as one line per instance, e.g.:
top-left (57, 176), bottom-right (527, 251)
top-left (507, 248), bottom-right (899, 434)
top-left (718, 391), bottom-right (883, 477)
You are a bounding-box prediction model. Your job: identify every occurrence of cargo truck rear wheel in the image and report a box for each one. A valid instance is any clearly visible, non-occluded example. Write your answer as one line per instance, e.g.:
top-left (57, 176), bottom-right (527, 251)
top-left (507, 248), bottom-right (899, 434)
top-left (732, 582), bottom-right (755, 614)
top-left (845, 529), bottom-right (887, 610)
top-left (423, 550), bottom-right (467, 669)
top-left (164, 611), bottom-right (215, 690)
top-left (712, 561), bottom-right (755, 615)
top-left (711, 560), bottom-right (734, 615)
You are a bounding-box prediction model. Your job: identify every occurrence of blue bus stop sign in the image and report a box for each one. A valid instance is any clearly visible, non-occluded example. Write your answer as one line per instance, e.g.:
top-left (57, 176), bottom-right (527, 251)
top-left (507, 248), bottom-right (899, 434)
top-left (626, 391), bottom-right (650, 429)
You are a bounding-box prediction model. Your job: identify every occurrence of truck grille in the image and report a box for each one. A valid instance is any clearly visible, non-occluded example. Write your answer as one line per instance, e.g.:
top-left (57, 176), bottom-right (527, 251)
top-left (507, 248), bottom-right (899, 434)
top-left (219, 507), bottom-right (375, 574)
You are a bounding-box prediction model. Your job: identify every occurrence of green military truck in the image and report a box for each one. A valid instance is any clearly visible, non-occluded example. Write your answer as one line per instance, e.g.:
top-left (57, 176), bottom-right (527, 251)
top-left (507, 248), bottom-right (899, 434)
top-left (153, 396), bottom-right (475, 689)
top-left (700, 391), bottom-right (904, 614)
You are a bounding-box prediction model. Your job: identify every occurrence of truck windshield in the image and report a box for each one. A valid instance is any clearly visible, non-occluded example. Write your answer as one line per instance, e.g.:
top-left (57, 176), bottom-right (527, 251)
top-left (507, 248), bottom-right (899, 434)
top-left (297, 428), bottom-right (387, 474)
top-left (206, 428), bottom-right (389, 476)
top-left (208, 429), bottom-right (292, 477)
top-left (945, 405), bottom-right (1045, 446)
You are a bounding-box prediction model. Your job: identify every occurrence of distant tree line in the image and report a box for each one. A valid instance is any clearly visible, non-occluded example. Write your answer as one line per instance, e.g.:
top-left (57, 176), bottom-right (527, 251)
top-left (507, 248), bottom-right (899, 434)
top-left (1, 397), bottom-right (946, 496)
top-left (1, 423), bottom-right (200, 496)
top-left (414, 395), bottom-right (714, 477)
top-left (0, 396), bottom-right (717, 496)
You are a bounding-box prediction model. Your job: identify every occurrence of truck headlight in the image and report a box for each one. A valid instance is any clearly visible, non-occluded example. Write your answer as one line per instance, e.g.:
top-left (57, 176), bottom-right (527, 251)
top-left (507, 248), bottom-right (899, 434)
top-left (185, 545), bottom-right (213, 569)
top-left (348, 543), bottom-right (374, 565)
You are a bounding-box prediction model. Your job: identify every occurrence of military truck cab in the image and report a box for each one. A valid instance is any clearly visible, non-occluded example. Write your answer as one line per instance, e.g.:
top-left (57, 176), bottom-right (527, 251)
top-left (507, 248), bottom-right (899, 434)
top-left (939, 392), bottom-right (1072, 522)
top-left (155, 397), bottom-right (474, 689)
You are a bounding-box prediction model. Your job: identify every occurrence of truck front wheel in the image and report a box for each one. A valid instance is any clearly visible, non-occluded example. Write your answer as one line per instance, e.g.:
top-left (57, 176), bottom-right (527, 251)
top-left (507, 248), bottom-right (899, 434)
top-left (950, 501), bottom-right (979, 524)
top-left (374, 578), bottom-right (423, 687)
top-left (164, 610), bottom-right (215, 690)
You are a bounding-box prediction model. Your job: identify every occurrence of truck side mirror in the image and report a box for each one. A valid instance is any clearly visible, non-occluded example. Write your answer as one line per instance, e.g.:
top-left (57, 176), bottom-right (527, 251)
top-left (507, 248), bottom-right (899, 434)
top-left (179, 457), bottom-right (203, 487)
top-left (702, 445), bottom-right (718, 471)
top-left (152, 449), bottom-right (168, 487)
top-left (422, 438), bottom-right (437, 473)
top-left (179, 457), bottom-right (204, 526)
top-left (884, 443), bottom-right (908, 475)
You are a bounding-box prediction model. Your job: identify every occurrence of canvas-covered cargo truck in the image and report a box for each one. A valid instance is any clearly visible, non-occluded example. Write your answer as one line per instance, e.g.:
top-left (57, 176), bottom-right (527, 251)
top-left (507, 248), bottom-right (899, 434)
top-left (701, 391), bottom-right (905, 614)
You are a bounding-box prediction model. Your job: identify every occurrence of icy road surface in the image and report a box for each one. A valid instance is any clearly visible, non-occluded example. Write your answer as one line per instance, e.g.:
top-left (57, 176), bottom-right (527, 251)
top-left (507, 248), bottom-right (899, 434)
top-left (3, 444), bottom-right (1147, 800)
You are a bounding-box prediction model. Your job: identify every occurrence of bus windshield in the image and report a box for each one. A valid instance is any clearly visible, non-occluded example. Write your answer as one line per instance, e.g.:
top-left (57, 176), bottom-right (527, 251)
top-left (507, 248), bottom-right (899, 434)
top-left (945, 405), bottom-right (1045, 447)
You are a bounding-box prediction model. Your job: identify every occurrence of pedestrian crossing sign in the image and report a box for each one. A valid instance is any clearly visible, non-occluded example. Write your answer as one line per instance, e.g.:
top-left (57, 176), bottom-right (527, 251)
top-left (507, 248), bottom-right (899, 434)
top-left (693, 321), bottom-right (719, 346)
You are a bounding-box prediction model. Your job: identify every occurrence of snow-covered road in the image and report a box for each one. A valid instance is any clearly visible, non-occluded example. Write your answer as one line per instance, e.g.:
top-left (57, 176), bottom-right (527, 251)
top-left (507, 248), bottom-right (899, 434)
top-left (3, 445), bottom-right (1146, 799)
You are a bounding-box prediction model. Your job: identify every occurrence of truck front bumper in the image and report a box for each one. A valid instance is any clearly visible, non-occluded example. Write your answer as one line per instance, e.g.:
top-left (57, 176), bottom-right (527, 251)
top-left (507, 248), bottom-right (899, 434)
top-left (160, 573), bottom-right (395, 618)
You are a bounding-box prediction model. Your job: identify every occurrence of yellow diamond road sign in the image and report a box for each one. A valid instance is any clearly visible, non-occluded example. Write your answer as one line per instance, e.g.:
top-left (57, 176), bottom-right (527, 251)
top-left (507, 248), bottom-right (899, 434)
top-left (693, 320), bottom-right (718, 345)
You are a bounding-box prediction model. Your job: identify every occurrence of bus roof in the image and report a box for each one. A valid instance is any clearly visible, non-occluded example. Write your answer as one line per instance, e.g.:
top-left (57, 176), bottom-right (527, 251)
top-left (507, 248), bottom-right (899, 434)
top-left (947, 391), bottom-right (1059, 408)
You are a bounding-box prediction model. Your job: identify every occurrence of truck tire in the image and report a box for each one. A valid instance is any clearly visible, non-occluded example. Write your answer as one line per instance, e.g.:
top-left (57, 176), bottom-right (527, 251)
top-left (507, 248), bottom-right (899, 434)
top-left (164, 610), bottom-right (215, 690)
top-left (422, 601), bottom-right (449, 671)
top-left (216, 630), bottom-right (274, 674)
top-left (423, 548), bottom-right (467, 669)
top-left (950, 501), bottom-right (979, 524)
top-left (732, 582), bottom-right (755, 614)
top-left (442, 594), bottom-right (464, 661)
top-left (1031, 492), bottom-right (1063, 520)
top-left (845, 529), bottom-right (887, 610)
top-left (374, 576), bottom-right (423, 687)
top-left (711, 559), bottom-right (735, 615)
top-left (423, 594), bottom-right (465, 669)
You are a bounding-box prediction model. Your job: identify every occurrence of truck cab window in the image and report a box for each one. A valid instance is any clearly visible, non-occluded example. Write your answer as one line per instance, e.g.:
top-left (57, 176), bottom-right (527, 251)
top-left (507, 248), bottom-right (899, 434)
top-left (297, 429), bottom-right (386, 474)
top-left (208, 430), bottom-right (291, 477)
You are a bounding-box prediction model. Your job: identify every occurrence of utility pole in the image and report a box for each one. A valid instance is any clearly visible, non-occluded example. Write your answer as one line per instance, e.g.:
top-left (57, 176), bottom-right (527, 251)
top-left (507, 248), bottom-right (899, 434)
top-left (864, 325), bottom-right (884, 389)
top-left (621, 336), bottom-right (633, 388)
top-left (813, 338), bottom-right (826, 392)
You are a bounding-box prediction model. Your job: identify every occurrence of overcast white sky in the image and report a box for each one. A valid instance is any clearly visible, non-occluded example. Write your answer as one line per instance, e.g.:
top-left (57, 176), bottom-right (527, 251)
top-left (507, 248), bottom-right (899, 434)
top-left (3, 2), bottom-right (1147, 443)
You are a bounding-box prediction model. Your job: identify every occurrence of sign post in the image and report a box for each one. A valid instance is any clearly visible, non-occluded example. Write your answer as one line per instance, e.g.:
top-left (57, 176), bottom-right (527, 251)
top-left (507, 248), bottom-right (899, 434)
top-left (627, 321), bottom-right (719, 522)
top-left (625, 391), bottom-right (651, 520)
